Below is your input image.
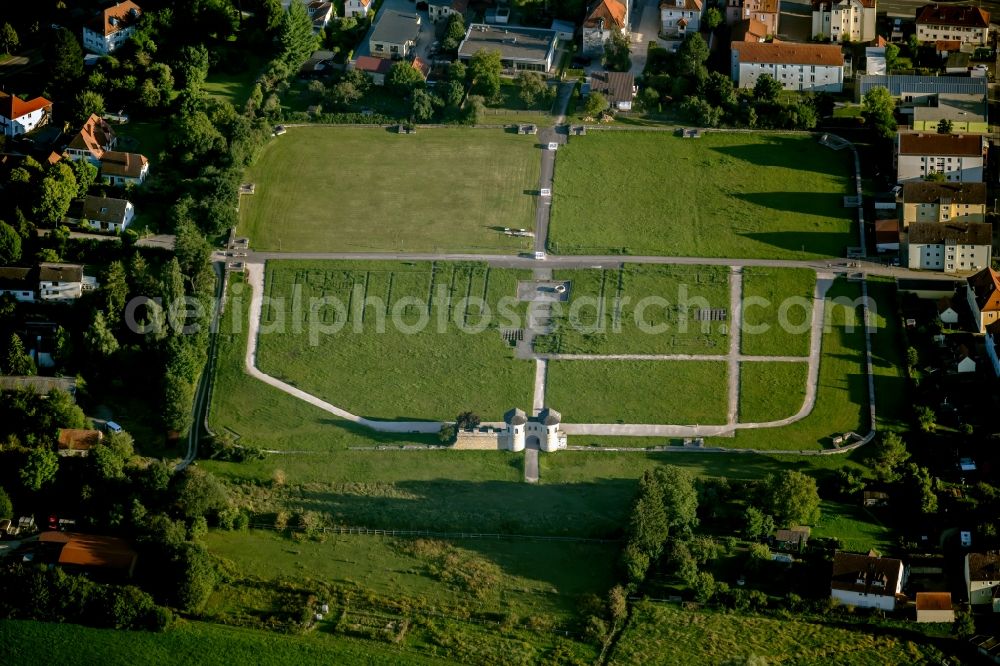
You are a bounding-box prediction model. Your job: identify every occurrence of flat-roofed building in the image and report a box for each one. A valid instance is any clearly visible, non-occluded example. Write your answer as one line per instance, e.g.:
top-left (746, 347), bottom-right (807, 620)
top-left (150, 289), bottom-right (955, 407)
top-left (458, 24), bottom-right (559, 72)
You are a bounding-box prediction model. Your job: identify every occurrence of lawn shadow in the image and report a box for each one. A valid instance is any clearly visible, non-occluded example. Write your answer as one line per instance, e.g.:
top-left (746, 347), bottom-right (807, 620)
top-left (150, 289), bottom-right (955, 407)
top-left (739, 230), bottom-right (851, 257)
top-left (710, 137), bottom-right (851, 176)
top-left (734, 191), bottom-right (848, 218)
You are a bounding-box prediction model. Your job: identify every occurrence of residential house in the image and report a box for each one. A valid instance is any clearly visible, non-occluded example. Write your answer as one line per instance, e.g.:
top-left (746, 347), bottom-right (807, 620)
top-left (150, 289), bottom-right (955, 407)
top-left (894, 133), bottom-right (986, 183)
top-left (830, 551), bottom-right (905, 611)
top-left (82, 1), bottom-right (143, 55)
top-left (862, 489), bottom-right (890, 507)
top-left (352, 55), bottom-right (394, 85)
top-left (773, 527), bottom-right (810, 551)
top-left (908, 93), bottom-right (989, 133)
top-left (344, 0), bottom-right (372, 18)
top-left (966, 267), bottom-right (1000, 333)
top-left (865, 46), bottom-right (886, 74)
top-left (856, 74), bottom-right (987, 102)
top-left (307, 0), bottom-right (334, 32)
top-left (901, 181), bottom-right (986, 228)
top-left (590, 71), bottom-right (637, 111)
top-left (583, 0), bottom-right (628, 56)
top-left (966, 552), bottom-right (1000, 607)
top-left (299, 50), bottom-right (337, 77)
top-left (937, 297), bottom-right (959, 324)
top-left (39, 263), bottom-right (85, 302)
top-left (0, 376), bottom-right (77, 397)
top-left (76, 195), bottom-right (136, 233)
top-left (916, 592), bottom-right (955, 622)
top-left (458, 25), bottom-right (559, 73)
top-left (811, 0), bottom-right (876, 43)
top-left (904, 221), bottom-right (991, 273)
top-left (368, 10), bottom-right (421, 60)
top-left (0, 92), bottom-right (53, 137)
top-left (38, 532), bottom-right (138, 578)
top-left (100, 150), bottom-right (149, 186)
top-left (730, 41), bottom-right (845, 92)
top-left (916, 4), bottom-right (989, 46)
top-left (65, 114), bottom-right (116, 165)
top-left (0, 267), bottom-right (35, 303)
top-left (57, 429), bottom-right (104, 457)
top-left (875, 217), bottom-right (899, 252)
top-left (733, 17), bottom-right (768, 42)
top-left (661, 0), bottom-right (704, 38)
top-left (727, 0), bottom-right (779, 37)
top-left (956, 345), bottom-right (976, 372)
top-left (986, 322), bottom-right (1000, 377)
top-left (429, 0), bottom-right (468, 23)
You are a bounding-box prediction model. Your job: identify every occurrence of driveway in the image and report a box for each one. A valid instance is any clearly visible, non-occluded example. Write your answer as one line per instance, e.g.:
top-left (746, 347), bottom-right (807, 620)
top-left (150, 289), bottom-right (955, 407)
top-left (629, 0), bottom-right (664, 76)
top-left (353, 0), bottom-right (438, 61)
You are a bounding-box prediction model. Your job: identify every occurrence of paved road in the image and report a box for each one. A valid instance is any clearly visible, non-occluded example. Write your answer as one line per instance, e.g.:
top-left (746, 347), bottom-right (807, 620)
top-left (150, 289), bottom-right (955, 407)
top-left (538, 353), bottom-right (808, 361)
top-left (630, 0), bottom-right (665, 76)
top-left (524, 447), bottom-right (539, 483)
top-left (533, 82), bottom-right (575, 255)
top-left (532, 359), bottom-right (547, 415)
top-left (726, 267), bottom-right (743, 426)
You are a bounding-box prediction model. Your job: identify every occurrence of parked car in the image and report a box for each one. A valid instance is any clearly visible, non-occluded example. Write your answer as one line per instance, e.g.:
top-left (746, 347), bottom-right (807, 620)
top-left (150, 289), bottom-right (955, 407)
top-left (571, 56), bottom-right (592, 67)
top-left (105, 421), bottom-right (123, 434)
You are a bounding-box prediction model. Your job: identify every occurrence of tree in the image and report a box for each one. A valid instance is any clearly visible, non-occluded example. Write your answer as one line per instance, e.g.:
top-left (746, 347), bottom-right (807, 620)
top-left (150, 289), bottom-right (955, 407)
top-left (762, 470), bottom-right (821, 526)
top-left (455, 411), bottom-right (481, 430)
top-left (449, 61), bottom-right (467, 83)
top-left (72, 90), bottom-right (105, 126)
top-left (0, 221), bottom-right (21, 264)
top-left (923, 171), bottom-right (947, 183)
top-left (278, 0), bottom-right (318, 68)
top-left (627, 470), bottom-right (669, 555)
top-left (46, 28), bottom-right (84, 89)
top-left (693, 571), bottom-right (716, 602)
top-left (175, 45), bottom-right (210, 91)
top-left (5, 333), bottom-right (35, 376)
top-left (84, 310), bottom-right (120, 358)
top-left (584, 91), bottom-right (608, 118)
top-left (469, 49), bottom-right (502, 100)
top-left (69, 159), bottom-right (98, 199)
top-left (91, 444), bottom-right (127, 481)
top-left (753, 74), bottom-right (783, 102)
top-left (861, 86), bottom-right (897, 139)
top-left (604, 30), bottom-right (631, 72)
top-left (174, 543), bottom-right (218, 612)
top-left (703, 71), bottom-right (735, 108)
top-left (676, 33), bottom-right (709, 78)
top-left (21, 447), bottom-right (58, 491)
top-left (953, 609), bottom-right (976, 638)
top-left (885, 43), bottom-right (900, 70)
top-left (327, 81), bottom-right (362, 109)
top-left (607, 585), bottom-right (627, 626)
top-left (867, 431), bottom-right (910, 481)
top-left (101, 261), bottom-right (129, 326)
top-left (174, 468), bottom-right (228, 520)
top-left (657, 465), bottom-right (699, 532)
top-left (742, 506), bottom-right (775, 540)
top-left (0, 486), bottom-right (12, 520)
top-left (916, 405), bottom-right (936, 432)
top-left (34, 162), bottom-right (78, 225)
top-left (387, 61), bottom-right (424, 96)
top-left (516, 70), bottom-right (548, 108)
top-left (704, 7), bottom-right (723, 30)
top-left (937, 118), bottom-right (953, 134)
top-left (410, 89), bottom-right (436, 122)
top-left (680, 97), bottom-right (721, 127)
top-left (0, 22), bottom-right (18, 55)
top-left (442, 14), bottom-right (466, 52)
top-left (903, 464), bottom-right (938, 514)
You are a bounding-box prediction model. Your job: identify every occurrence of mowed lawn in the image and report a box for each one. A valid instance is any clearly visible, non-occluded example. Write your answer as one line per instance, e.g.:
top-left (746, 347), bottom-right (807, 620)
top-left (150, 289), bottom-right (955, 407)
top-left (738, 361), bottom-right (808, 423)
top-left (549, 132), bottom-right (854, 259)
top-left (546, 360), bottom-right (728, 424)
top-left (741, 267), bottom-right (816, 356)
top-left (812, 500), bottom-right (895, 552)
top-left (254, 261), bottom-right (535, 422)
top-left (610, 601), bottom-right (944, 665)
top-left (239, 127), bottom-right (540, 253)
top-left (539, 264), bottom-right (731, 355)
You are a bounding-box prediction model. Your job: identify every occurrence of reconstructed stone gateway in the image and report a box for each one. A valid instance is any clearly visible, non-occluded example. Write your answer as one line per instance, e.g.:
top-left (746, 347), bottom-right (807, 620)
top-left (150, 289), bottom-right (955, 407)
top-left (502, 407), bottom-right (567, 452)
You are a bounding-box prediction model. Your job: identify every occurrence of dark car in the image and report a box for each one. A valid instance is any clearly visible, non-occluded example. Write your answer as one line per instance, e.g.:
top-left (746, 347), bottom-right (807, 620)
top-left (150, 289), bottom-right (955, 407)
top-left (571, 56), bottom-right (592, 67)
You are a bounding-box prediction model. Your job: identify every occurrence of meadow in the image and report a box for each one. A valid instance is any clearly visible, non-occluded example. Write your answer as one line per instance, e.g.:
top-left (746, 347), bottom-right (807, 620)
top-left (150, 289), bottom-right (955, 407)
top-left (548, 132), bottom-right (854, 259)
top-left (740, 267), bottom-right (817, 356)
top-left (738, 361), bottom-right (809, 423)
top-left (254, 261), bottom-right (535, 422)
top-left (238, 127), bottom-right (540, 253)
top-left (536, 264), bottom-right (731, 355)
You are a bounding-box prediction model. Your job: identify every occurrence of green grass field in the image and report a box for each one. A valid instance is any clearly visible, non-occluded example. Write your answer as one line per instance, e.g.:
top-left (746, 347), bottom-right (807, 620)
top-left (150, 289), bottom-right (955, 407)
top-left (238, 127), bottom-right (540, 253)
top-left (204, 530), bottom-right (617, 621)
top-left (204, 55), bottom-right (267, 107)
top-left (0, 619), bottom-right (444, 666)
top-left (610, 601), bottom-right (946, 665)
top-left (738, 362), bottom-right (808, 423)
top-left (546, 360), bottom-right (728, 424)
top-left (536, 264), bottom-right (731, 355)
top-left (548, 132), bottom-right (854, 259)
top-left (740, 267), bottom-right (816, 356)
top-left (812, 500), bottom-right (895, 552)
top-left (254, 261), bottom-right (534, 421)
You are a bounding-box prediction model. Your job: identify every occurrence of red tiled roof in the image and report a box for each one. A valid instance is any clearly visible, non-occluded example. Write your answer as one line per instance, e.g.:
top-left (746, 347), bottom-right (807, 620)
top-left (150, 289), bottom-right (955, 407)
top-left (968, 268), bottom-right (1000, 313)
top-left (898, 132), bottom-right (984, 157)
top-left (40, 531), bottom-right (138, 571)
top-left (68, 114), bottom-right (116, 159)
top-left (916, 4), bottom-right (989, 28)
top-left (0, 92), bottom-right (53, 121)
top-left (584, 0), bottom-right (627, 29)
top-left (354, 55), bottom-right (393, 74)
top-left (411, 57), bottom-right (430, 78)
top-left (733, 41), bottom-right (844, 66)
top-left (915, 592), bottom-right (952, 611)
top-left (89, 1), bottom-right (143, 37)
top-left (57, 429), bottom-right (103, 451)
top-left (934, 39), bottom-right (962, 52)
top-left (100, 151), bottom-right (147, 178)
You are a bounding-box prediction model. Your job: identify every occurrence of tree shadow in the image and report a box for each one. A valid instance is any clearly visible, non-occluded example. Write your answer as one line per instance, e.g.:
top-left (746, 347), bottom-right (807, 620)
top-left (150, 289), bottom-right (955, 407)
top-left (738, 230), bottom-right (852, 256)
top-left (710, 137), bottom-right (852, 176)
